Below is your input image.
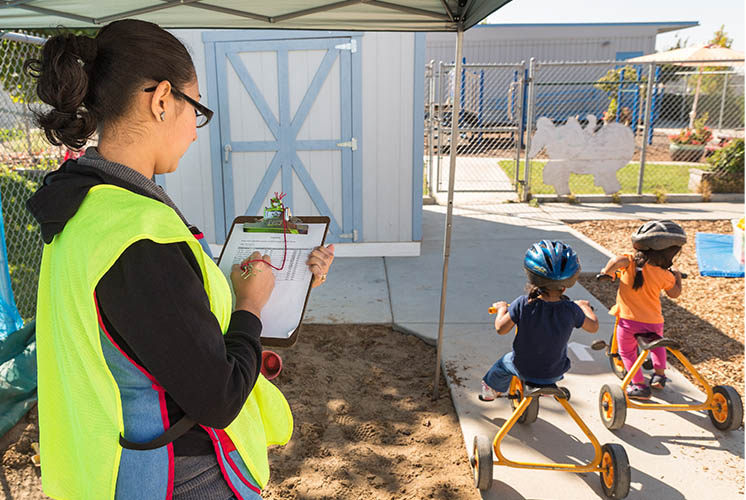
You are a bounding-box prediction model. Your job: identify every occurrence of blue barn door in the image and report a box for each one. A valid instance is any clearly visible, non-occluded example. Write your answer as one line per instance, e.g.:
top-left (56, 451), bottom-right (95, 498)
top-left (213, 36), bottom-right (361, 244)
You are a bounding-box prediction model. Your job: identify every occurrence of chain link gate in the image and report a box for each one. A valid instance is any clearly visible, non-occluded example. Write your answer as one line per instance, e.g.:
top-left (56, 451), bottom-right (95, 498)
top-left (0, 31), bottom-right (55, 322)
top-left (425, 61), bottom-right (525, 194)
top-left (426, 57), bottom-right (744, 200)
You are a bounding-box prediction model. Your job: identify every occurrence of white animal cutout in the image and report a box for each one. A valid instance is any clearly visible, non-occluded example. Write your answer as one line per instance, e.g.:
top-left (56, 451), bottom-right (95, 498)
top-left (528, 115), bottom-right (635, 195)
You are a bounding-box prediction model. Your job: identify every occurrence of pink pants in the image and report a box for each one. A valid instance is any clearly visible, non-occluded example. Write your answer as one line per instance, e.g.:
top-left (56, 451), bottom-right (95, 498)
top-left (617, 318), bottom-right (666, 386)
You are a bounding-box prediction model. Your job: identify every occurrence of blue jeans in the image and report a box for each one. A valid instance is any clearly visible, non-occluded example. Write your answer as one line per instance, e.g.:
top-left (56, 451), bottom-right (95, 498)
top-left (483, 351), bottom-right (564, 393)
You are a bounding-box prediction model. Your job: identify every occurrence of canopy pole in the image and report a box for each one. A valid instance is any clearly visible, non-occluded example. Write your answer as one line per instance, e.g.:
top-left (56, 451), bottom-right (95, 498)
top-left (432, 25), bottom-right (463, 401)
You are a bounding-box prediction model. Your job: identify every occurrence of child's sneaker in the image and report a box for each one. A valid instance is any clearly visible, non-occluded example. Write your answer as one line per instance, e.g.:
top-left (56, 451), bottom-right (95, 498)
top-left (626, 384), bottom-right (651, 400)
top-left (479, 381), bottom-right (500, 401)
top-left (650, 374), bottom-right (668, 389)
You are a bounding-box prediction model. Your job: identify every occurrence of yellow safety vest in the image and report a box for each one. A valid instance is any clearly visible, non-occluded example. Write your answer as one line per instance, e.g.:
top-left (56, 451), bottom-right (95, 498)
top-left (36, 185), bottom-right (292, 499)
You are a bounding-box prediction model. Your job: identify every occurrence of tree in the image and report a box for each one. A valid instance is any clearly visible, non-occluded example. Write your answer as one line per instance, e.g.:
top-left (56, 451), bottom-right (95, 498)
top-left (709, 25), bottom-right (733, 48)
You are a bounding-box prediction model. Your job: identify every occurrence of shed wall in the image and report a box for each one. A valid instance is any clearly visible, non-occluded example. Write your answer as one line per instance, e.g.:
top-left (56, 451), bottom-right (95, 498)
top-left (166, 30), bottom-right (419, 245)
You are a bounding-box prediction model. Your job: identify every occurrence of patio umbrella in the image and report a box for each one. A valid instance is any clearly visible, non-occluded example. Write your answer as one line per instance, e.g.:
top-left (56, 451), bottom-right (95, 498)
top-left (0, 0), bottom-right (514, 400)
top-left (628, 44), bottom-right (745, 128)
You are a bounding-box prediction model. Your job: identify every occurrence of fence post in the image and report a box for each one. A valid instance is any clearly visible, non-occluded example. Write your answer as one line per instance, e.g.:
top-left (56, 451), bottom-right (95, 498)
top-left (718, 72), bottom-right (729, 130)
top-left (436, 61), bottom-right (444, 192)
top-left (647, 65), bottom-right (661, 146)
top-left (638, 63), bottom-right (656, 195)
top-left (426, 61), bottom-right (435, 196)
top-left (477, 69), bottom-right (484, 145)
top-left (521, 58), bottom-right (536, 202)
top-left (514, 61), bottom-right (526, 188)
top-left (616, 68), bottom-right (625, 122)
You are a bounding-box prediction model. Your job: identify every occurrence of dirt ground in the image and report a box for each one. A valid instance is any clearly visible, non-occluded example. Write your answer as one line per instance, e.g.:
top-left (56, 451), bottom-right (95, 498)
top-left (570, 219), bottom-right (744, 394)
top-left (1, 324), bottom-right (479, 500)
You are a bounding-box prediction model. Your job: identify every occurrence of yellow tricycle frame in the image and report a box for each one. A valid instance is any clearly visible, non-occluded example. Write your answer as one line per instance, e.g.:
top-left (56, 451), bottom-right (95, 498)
top-left (619, 346), bottom-right (717, 412)
top-left (490, 377), bottom-right (605, 474)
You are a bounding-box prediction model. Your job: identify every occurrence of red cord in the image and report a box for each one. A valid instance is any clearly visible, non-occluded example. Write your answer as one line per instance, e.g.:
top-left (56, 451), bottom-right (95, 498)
top-left (241, 192), bottom-right (289, 272)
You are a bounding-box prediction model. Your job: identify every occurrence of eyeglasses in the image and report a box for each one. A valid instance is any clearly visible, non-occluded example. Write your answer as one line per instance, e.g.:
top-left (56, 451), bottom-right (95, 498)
top-left (143, 85), bottom-right (214, 128)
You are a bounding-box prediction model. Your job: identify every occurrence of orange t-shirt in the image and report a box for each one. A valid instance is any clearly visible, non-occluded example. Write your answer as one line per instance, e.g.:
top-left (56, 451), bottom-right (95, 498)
top-left (608, 253), bottom-right (676, 324)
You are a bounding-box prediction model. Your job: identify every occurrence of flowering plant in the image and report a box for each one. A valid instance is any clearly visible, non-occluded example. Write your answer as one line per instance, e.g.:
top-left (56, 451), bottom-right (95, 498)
top-left (669, 113), bottom-right (712, 146)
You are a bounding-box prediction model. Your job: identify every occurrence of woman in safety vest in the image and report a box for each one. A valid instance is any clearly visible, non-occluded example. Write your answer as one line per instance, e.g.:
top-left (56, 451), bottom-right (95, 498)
top-left (25, 19), bottom-right (334, 500)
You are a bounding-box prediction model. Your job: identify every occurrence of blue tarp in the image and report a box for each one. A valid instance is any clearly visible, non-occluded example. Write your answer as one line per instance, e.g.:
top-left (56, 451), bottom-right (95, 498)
top-left (0, 187), bottom-right (35, 438)
top-left (696, 233), bottom-right (745, 278)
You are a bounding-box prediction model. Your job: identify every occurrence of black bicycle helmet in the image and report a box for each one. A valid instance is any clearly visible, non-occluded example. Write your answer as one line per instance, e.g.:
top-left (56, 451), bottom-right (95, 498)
top-left (523, 240), bottom-right (582, 290)
top-left (631, 220), bottom-right (687, 251)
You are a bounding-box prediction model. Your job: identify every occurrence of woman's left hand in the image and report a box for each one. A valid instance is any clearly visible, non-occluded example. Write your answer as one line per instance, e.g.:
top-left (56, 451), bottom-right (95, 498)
top-left (308, 244), bottom-right (335, 288)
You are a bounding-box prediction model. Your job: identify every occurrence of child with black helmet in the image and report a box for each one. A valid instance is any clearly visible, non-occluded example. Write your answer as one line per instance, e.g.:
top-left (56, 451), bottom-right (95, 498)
top-left (599, 220), bottom-right (686, 400)
top-left (480, 240), bottom-right (599, 401)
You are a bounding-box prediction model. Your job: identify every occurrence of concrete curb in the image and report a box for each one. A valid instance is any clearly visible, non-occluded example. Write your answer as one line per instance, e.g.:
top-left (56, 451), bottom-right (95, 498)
top-left (392, 322), bottom-right (437, 346)
top-left (533, 193), bottom-right (744, 204)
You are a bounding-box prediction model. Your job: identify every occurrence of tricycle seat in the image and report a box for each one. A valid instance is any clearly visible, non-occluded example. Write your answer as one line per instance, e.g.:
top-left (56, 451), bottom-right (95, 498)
top-left (634, 332), bottom-right (680, 351)
top-left (523, 382), bottom-right (568, 399)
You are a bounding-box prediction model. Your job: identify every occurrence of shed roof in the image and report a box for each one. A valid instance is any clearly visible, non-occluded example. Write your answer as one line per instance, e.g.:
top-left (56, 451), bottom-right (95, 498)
top-left (472, 21), bottom-right (698, 34)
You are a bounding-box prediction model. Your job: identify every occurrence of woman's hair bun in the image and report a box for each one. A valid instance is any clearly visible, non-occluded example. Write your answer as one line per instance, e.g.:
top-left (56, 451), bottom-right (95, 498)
top-left (24, 33), bottom-right (98, 150)
top-left (24, 20), bottom-right (196, 151)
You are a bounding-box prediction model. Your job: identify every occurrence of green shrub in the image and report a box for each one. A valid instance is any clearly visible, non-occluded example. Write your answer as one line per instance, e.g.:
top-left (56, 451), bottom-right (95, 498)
top-left (708, 138), bottom-right (745, 176)
top-left (706, 138), bottom-right (745, 193)
top-left (0, 167), bottom-right (43, 321)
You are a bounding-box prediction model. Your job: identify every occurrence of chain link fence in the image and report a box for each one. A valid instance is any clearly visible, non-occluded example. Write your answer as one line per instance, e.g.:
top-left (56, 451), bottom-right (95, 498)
top-left (425, 60), bottom-right (524, 194)
top-left (426, 57), bottom-right (745, 200)
top-left (0, 32), bottom-right (58, 322)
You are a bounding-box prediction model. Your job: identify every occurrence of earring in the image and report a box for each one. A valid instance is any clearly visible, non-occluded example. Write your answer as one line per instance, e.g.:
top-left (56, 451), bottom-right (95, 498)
top-left (160, 111), bottom-right (165, 121)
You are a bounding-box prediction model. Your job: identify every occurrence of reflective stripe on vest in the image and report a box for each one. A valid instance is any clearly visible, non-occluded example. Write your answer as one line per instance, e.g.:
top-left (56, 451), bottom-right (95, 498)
top-left (36, 185), bottom-right (292, 499)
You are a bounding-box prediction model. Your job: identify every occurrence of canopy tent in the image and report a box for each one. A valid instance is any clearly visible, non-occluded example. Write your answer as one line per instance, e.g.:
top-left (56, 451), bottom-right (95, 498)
top-left (0, 1), bottom-right (508, 31)
top-left (0, 0), bottom-right (514, 399)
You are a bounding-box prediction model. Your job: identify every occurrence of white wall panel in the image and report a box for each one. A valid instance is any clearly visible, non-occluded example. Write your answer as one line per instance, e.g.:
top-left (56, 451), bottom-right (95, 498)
top-left (361, 31), bottom-right (414, 242)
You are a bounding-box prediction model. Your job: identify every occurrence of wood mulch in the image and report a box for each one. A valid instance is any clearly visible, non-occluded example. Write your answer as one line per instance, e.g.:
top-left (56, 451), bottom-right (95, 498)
top-left (569, 219), bottom-right (744, 394)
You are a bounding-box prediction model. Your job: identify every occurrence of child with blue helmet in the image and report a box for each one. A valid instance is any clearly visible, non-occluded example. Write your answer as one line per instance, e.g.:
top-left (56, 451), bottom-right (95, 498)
top-left (481, 240), bottom-right (599, 401)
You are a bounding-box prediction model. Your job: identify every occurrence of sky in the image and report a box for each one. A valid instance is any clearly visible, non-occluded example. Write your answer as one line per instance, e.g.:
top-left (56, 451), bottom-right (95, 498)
top-left (485, 0), bottom-right (745, 52)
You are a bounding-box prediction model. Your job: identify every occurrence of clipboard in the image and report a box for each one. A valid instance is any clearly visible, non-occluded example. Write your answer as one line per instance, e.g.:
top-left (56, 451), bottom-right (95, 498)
top-left (216, 215), bottom-right (330, 347)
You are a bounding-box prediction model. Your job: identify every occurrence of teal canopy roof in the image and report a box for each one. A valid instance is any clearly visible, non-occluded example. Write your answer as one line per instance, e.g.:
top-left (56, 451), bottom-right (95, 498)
top-left (0, 0), bottom-right (512, 31)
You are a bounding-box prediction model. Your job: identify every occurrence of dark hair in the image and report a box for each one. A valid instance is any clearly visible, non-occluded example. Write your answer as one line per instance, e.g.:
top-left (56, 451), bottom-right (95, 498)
top-left (24, 20), bottom-right (196, 150)
top-left (526, 284), bottom-right (544, 302)
top-left (526, 284), bottom-right (571, 303)
top-left (632, 246), bottom-right (681, 290)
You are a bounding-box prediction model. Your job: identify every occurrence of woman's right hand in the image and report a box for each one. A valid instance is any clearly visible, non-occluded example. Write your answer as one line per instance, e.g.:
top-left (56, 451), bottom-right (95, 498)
top-left (231, 251), bottom-right (275, 318)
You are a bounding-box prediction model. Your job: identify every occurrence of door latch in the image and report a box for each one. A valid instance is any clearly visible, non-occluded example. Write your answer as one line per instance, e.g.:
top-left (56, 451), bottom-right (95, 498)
top-left (223, 144), bottom-right (232, 163)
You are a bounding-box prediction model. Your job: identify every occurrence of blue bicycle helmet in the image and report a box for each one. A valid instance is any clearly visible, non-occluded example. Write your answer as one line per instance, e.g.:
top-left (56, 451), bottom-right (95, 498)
top-left (524, 240), bottom-right (581, 289)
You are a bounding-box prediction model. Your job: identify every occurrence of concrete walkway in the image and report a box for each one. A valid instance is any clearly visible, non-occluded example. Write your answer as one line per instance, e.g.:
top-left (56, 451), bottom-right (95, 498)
top-left (304, 201), bottom-right (745, 499)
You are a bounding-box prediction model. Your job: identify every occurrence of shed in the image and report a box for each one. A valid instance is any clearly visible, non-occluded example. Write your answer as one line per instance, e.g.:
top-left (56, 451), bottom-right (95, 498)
top-left (162, 29), bottom-right (426, 257)
top-left (426, 22), bottom-right (698, 64)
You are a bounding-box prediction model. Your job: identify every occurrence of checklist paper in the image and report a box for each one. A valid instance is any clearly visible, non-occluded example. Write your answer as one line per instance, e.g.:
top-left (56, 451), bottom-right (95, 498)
top-left (217, 219), bottom-right (328, 345)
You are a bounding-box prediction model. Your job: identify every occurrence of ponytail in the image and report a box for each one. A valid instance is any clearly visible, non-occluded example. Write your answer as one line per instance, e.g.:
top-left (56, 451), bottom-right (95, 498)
top-left (24, 34), bottom-right (98, 150)
top-left (632, 245), bottom-right (682, 290)
top-left (527, 285), bottom-right (544, 302)
top-left (632, 251), bottom-right (648, 290)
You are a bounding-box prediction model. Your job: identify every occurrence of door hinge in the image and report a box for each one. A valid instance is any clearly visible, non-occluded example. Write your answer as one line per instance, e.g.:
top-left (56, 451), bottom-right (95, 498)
top-left (338, 229), bottom-right (358, 241)
top-left (336, 138), bottom-right (358, 151)
top-left (335, 39), bottom-right (357, 53)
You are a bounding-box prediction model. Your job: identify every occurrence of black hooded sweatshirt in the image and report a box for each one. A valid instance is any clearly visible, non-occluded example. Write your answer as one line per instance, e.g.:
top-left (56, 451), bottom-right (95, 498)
top-left (27, 154), bottom-right (263, 456)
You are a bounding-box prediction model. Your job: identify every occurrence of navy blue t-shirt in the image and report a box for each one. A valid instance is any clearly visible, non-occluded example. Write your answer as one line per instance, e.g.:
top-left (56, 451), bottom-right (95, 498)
top-left (508, 295), bottom-right (586, 379)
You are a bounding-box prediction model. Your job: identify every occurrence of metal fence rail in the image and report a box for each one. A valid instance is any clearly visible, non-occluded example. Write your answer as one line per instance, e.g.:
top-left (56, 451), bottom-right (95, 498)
top-left (425, 57), bottom-right (745, 200)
